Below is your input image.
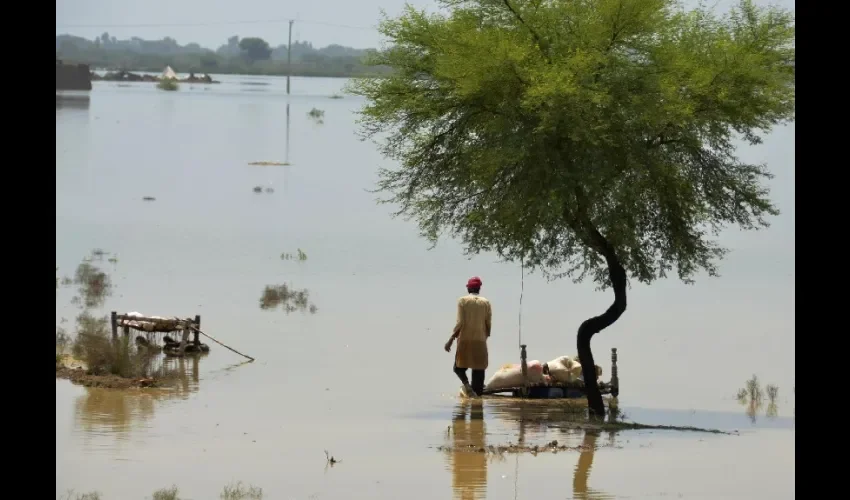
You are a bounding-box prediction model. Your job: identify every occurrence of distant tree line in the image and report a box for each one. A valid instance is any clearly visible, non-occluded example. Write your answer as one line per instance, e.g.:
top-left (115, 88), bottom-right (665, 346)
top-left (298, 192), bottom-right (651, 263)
top-left (55, 33), bottom-right (391, 78)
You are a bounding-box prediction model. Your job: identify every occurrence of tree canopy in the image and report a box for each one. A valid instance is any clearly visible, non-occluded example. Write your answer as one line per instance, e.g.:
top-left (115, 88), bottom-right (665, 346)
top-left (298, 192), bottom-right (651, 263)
top-left (351, 0), bottom-right (795, 289)
top-left (351, 0), bottom-right (793, 415)
top-left (238, 37), bottom-right (273, 63)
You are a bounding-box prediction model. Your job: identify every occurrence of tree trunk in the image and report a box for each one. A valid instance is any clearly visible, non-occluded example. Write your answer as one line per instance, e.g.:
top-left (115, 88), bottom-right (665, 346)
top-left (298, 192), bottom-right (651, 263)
top-left (577, 226), bottom-right (627, 418)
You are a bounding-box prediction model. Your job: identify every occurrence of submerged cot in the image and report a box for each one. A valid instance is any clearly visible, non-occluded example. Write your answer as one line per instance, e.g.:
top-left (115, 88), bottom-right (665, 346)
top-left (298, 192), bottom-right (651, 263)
top-left (479, 346), bottom-right (620, 399)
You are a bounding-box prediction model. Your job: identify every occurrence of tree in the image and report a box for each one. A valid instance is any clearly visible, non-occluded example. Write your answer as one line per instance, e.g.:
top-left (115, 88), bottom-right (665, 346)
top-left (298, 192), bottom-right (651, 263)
top-left (239, 37), bottom-right (272, 63)
top-left (350, 0), bottom-right (794, 416)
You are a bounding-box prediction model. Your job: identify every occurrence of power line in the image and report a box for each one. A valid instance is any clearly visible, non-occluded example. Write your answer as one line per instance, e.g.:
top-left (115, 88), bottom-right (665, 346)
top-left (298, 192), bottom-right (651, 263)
top-left (55, 18), bottom-right (376, 31)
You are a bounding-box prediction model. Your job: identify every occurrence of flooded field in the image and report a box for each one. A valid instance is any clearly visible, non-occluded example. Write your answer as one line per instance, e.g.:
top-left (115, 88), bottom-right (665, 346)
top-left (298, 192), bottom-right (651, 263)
top-left (57, 74), bottom-right (795, 499)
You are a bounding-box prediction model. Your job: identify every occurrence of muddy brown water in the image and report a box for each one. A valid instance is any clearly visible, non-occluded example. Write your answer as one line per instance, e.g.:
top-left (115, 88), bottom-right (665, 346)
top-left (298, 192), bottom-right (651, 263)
top-left (56, 74), bottom-right (794, 499)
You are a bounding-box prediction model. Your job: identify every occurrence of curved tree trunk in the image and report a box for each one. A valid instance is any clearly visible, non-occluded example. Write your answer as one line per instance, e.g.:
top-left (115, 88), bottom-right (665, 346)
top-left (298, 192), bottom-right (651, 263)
top-left (577, 225), bottom-right (627, 418)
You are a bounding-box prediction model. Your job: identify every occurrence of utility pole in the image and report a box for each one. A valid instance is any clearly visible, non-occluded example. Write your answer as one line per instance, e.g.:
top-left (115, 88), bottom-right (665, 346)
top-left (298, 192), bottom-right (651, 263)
top-left (286, 20), bottom-right (293, 95)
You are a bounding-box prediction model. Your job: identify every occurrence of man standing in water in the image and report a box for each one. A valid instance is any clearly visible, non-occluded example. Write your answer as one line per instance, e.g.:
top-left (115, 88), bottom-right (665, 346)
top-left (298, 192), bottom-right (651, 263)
top-left (445, 276), bottom-right (492, 397)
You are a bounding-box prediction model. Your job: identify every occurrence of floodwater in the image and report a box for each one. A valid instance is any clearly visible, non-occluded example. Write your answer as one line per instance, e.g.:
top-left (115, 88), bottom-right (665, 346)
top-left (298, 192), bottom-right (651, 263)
top-left (56, 74), bottom-right (795, 499)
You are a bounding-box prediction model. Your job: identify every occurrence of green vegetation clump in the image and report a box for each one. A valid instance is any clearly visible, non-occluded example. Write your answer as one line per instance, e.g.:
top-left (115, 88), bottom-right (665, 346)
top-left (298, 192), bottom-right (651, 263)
top-left (737, 375), bottom-right (782, 422)
top-left (60, 491), bottom-right (101, 500)
top-left (259, 284), bottom-right (317, 314)
top-left (56, 327), bottom-right (71, 352)
top-left (152, 485), bottom-right (181, 500)
top-left (157, 78), bottom-right (179, 91)
top-left (280, 249), bottom-right (308, 262)
top-left (69, 311), bottom-right (165, 379)
top-left (70, 312), bottom-right (131, 376)
top-left (221, 482), bottom-right (263, 500)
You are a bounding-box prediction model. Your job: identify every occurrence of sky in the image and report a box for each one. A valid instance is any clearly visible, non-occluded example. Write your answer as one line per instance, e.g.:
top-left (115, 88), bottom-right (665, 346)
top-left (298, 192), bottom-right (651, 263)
top-left (55, 0), bottom-right (795, 50)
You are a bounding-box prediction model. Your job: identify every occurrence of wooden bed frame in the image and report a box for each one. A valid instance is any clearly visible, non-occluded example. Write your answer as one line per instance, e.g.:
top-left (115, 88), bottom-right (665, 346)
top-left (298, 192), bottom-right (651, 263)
top-left (481, 346), bottom-right (619, 399)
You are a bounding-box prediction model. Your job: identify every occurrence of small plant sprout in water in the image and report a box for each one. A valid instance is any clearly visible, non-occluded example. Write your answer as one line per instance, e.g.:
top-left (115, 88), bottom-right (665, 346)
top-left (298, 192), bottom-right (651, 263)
top-left (281, 249), bottom-right (308, 262)
top-left (308, 107), bottom-right (325, 124)
top-left (220, 482), bottom-right (263, 500)
top-left (152, 485), bottom-right (181, 500)
top-left (325, 449), bottom-right (341, 466)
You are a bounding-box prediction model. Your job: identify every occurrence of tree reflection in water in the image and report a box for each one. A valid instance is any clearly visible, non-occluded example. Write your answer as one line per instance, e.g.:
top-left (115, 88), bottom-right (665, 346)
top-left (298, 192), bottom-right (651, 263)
top-left (72, 355), bottom-right (203, 442)
top-left (445, 399), bottom-right (618, 500)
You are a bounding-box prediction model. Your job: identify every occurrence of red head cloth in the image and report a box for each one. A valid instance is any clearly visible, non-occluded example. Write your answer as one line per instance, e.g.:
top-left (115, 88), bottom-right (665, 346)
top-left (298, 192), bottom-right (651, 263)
top-left (466, 276), bottom-right (483, 288)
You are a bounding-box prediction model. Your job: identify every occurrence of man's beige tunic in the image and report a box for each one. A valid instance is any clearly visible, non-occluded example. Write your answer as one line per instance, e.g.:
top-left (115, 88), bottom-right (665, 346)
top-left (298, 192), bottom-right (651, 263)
top-left (453, 294), bottom-right (491, 370)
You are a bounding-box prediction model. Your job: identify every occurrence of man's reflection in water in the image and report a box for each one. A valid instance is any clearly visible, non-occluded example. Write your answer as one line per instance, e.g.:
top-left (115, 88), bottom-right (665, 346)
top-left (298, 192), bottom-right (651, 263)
top-left (449, 400), bottom-right (487, 500)
top-left (573, 431), bottom-right (614, 500)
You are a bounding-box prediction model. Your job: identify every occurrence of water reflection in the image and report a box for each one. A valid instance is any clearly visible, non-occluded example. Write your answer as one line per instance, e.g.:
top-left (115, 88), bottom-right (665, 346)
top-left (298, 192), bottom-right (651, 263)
top-left (448, 401), bottom-right (487, 500)
top-left (486, 398), bottom-right (612, 446)
top-left (72, 355), bottom-right (201, 440)
top-left (56, 92), bottom-right (91, 110)
top-left (573, 432), bottom-right (614, 500)
top-left (284, 102), bottom-right (290, 191)
top-left (443, 400), bottom-right (618, 500)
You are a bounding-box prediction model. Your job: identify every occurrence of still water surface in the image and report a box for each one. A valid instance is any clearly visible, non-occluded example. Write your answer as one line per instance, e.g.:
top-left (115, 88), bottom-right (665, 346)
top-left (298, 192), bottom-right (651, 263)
top-left (56, 74), bottom-right (794, 499)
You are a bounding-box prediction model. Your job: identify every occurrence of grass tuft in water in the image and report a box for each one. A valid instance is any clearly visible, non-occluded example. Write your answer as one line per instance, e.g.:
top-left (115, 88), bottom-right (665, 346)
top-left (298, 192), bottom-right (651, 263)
top-left (152, 485), bottom-right (181, 500)
top-left (736, 375), bottom-right (784, 422)
top-left (281, 249), bottom-right (308, 262)
top-left (157, 79), bottom-right (179, 91)
top-left (68, 311), bottom-right (168, 380)
top-left (56, 326), bottom-right (71, 352)
top-left (745, 374), bottom-right (763, 403)
top-left (766, 384), bottom-right (779, 403)
top-left (259, 284), bottom-right (317, 313)
top-left (221, 482), bottom-right (263, 500)
top-left (61, 491), bottom-right (102, 500)
top-left (73, 259), bottom-right (112, 308)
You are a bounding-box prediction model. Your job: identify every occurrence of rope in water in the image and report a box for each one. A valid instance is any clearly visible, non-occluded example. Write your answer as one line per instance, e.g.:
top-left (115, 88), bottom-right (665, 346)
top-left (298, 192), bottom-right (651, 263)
top-left (518, 261), bottom-right (525, 348)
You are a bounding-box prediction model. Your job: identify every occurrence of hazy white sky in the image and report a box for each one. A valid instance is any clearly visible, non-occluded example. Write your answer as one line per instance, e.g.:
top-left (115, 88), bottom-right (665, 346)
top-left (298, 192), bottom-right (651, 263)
top-left (56, 0), bottom-right (794, 49)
